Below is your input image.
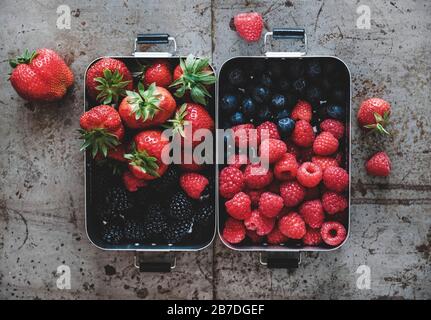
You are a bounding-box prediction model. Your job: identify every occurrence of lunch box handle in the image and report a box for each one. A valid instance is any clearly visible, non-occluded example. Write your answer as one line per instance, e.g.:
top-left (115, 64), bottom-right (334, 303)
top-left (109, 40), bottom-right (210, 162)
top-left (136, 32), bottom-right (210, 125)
top-left (264, 27), bottom-right (307, 57)
top-left (259, 252), bottom-right (301, 269)
top-left (133, 33), bottom-right (177, 57)
top-left (134, 252), bottom-right (176, 273)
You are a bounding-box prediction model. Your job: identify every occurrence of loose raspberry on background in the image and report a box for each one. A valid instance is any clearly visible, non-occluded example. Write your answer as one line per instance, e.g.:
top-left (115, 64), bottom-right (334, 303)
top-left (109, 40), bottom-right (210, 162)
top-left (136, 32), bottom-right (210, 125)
top-left (365, 151), bottom-right (391, 177)
top-left (280, 181), bottom-right (306, 207)
top-left (313, 131), bottom-right (339, 156)
top-left (179, 172), bottom-right (209, 200)
top-left (267, 226), bottom-right (288, 245)
top-left (258, 192), bottom-right (284, 218)
top-left (297, 162), bottom-right (323, 188)
top-left (312, 156), bottom-right (339, 172)
top-left (244, 210), bottom-right (275, 236)
top-left (259, 138), bottom-right (287, 164)
top-left (274, 153), bottom-right (298, 181)
top-left (320, 119), bottom-right (345, 140)
top-left (225, 192), bottom-right (252, 220)
top-left (303, 227), bottom-right (322, 246)
top-left (322, 191), bottom-right (348, 214)
top-left (122, 171), bottom-right (147, 192)
top-left (278, 212), bottom-right (306, 239)
top-left (233, 12), bottom-right (264, 42)
top-left (219, 166), bottom-right (244, 199)
top-left (322, 166), bottom-right (349, 192)
top-left (257, 121), bottom-right (280, 141)
top-left (246, 230), bottom-right (263, 244)
top-left (222, 218), bottom-right (246, 244)
top-left (299, 199), bottom-right (325, 228)
top-left (243, 163), bottom-right (274, 189)
top-left (291, 120), bottom-right (315, 148)
top-left (291, 100), bottom-right (312, 122)
top-left (320, 221), bottom-right (347, 246)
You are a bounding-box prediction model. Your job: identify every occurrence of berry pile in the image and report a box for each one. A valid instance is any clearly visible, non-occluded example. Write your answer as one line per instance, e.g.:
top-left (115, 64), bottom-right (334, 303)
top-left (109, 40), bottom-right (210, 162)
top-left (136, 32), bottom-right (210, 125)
top-left (80, 55), bottom-right (216, 246)
top-left (219, 58), bottom-right (350, 248)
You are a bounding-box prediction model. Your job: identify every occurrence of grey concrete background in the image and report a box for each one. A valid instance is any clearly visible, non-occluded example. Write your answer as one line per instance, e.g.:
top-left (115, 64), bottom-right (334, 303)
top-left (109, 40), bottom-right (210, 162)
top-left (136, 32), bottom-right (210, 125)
top-left (0, 0), bottom-right (430, 300)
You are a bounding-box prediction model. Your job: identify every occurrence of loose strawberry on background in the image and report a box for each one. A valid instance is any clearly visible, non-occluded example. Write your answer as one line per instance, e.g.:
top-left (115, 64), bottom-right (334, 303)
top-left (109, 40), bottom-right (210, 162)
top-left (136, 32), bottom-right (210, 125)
top-left (365, 151), bottom-right (391, 177)
top-left (86, 57), bottom-right (133, 104)
top-left (357, 97), bottom-right (391, 134)
top-left (233, 12), bottom-right (263, 42)
top-left (142, 59), bottom-right (172, 88)
top-left (225, 192), bottom-right (252, 220)
top-left (9, 48), bottom-right (74, 103)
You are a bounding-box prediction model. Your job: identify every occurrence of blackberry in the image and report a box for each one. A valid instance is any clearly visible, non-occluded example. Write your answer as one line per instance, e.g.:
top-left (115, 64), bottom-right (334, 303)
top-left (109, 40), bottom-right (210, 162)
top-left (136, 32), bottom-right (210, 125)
top-left (168, 191), bottom-right (193, 220)
top-left (144, 203), bottom-right (168, 236)
top-left (101, 222), bottom-right (124, 244)
top-left (164, 219), bottom-right (193, 244)
top-left (134, 186), bottom-right (152, 207)
top-left (124, 219), bottom-right (147, 242)
top-left (149, 166), bottom-right (179, 194)
top-left (104, 186), bottom-right (134, 213)
top-left (194, 203), bottom-right (214, 224)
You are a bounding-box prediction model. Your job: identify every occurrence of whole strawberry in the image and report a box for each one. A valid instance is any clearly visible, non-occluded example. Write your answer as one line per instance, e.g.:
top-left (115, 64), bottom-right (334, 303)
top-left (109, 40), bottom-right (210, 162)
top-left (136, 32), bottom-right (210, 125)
top-left (278, 212), bottom-right (306, 239)
top-left (180, 172), bottom-right (209, 200)
top-left (222, 218), bottom-right (246, 244)
top-left (9, 48), bottom-right (74, 102)
top-left (357, 98), bottom-right (391, 134)
top-left (259, 138), bottom-right (287, 164)
top-left (124, 130), bottom-right (170, 180)
top-left (79, 105), bottom-right (124, 158)
top-left (219, 166), bottom-right (245, 199)
top-left (291, 120), bottom-right (315, 148)
top-left (258, 192), bottom-right (284, 218)
top-left (291, 100), bottom-right (312, 122)
top-left (119, 83), bottom-right (176, 129)
top-left (320, 119), bottom-right (345, 139)
top-left (143, 59), bottom-right (172, 88)
top-left (86, 57), bottom-right (133, 104)
top-left (225, 192), bottom-right (252, 220)
top-left (313, 131), bottom-right (339, 156)
top-left (233, 12), bottom-right (263, 42)
top-left (299, 200), bottom-right (324, 228)
top-left (365, 151), bottom-right (391, 177)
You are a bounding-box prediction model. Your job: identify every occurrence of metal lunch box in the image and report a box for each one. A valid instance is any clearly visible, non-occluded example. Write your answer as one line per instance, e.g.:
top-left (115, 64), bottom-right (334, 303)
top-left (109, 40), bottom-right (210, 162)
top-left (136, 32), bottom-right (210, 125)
top-left (216, 28), bottom-right (352, 269)
top-left (84, 34), bottom-right (217, 272)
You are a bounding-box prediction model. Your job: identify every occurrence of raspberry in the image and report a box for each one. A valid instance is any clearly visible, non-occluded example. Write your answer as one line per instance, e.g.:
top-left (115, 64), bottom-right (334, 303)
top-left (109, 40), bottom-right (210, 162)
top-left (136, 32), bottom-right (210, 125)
top-left (280, 181), bottom-right (306, 207)
top-left (278, 212), bottom-right (306, 239)
top-left (320, 119), bottom-right (345, 139)
top-left (312, 156), bottom-right (339, 172)
top-left (299, 199), bottom-right (324, 228)
top-left (234, 12), bottom-right (264, 42)
top-left (259, 138), bottom-right (287, 164)
top-left (291, 100), bottom-right (312, 122)
top-left (365, 151), bottom-right (391, 177)
top-left (322, 192), bottom-right (348, 214)
top-left (222, 218), bottom-right (246, 244)
top-left (274, 153), bottom-right (298, 181)
top-left (246, 189), bottom-right (263, 207)
top-left (257, 121), bottom-right (280, 141)
top-left (303, 227), bottom-right (322, 246)
top-left (219, 166), bottom-right (244, 199)
top-left (225, 192), bottom-right (252, 220)
top-left (258, 192), bottom-right (284, 218)
top-left (246, 230), bottom-right (263, 243)
top-left (297, 162), bottom-right (323, 188)
top-left (122, 171), bottom-right (147, 192)
top-left (320, 221), bottom-right (347, 246)
top-left (243, 163), bottom-right (274, 190)
top-left (313, 132), bottom-right (339, 156)
top-left (227, 153), bottom-right (248, 170)
top-left (332, 209), bottom-right (349, 225)
top-left (179, 172), bottom-right (209, 200)
top-left (231, 123), bottom-right (259, 147)
top-left (291, 120), bottom-right (315, 148)
top-left (244, 210), bottom-right (275, 236)
top-left (267, 226), bottom-right (288, 245)
top-left (323, 166), bottom-right (349, 192)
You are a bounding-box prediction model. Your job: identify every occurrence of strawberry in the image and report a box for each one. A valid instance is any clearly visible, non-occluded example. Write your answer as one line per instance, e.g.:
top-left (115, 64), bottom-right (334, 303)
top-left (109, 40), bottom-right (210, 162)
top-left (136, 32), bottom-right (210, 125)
top-left (258, 192), bottom-right (284, 218)
top-left (291, 120), bottom-right (315, 148)
top-left (219, 166), bottom-right (245, 199)
top-left (267, 226), bottom-right (288, 245)
top-left (143, 59), bottom-right (172, 88)
top-left (313, 132), bottom-right (339, 156)
top-left (320, 222), bottom-right (347, 246)
top-left (280, 181), bottom-right (306, 207)
top-left (259, 138), bottom-right (287, 164)
top-left (124, 130), bottom-right (170, 180)
top-left (230, 123), bottom-right (259, 147)
top-left (179, 172), bottom-right (209, 200)
top-left (257, 121), bottom-right (280, 141)
top-left (243, 163), bottom-right (274, 190)
top-left (312, 156), bottom-right (339, 172)
top-left (222, 218), bottom-right (246, 244)
top-left (322, 191), bottom-right (348, 215)
top-left (291, 100), bottom-right (312, 122)
top-left (168, 103), bottom-right (214, 147)
top-left (303, 227), bottom-right (322, 246)
top-left (365, 151), bottom-right (391, 177)
top-left (225, 192), bottom-right (252, 220)
top-left (322, 166), bottom-right (349, 192)
top-left (233, 12), bottom-right (263, 42)
top-left (85, 57), bottom-right (132, 104)
top-left (9, 48), bottom-right (74, 102)
top-left (278, 212), bottom-right (306, 239)
top-left (244, 210), bottom-right (275, 236)
top-left (320, 119), bottom-right (345, 139)
top-left (299, 199), bottom-right (324, 228)
top-left (107, 144), bottom-right (128, 162)
top-left (297, 162), bottom-right (323, 188)
top-left (170, 54), bottom-right (216, 105)
top-left (274, 153), bottom-right (298, 181)
top-left (79, 105), bottom-right (124, 158)
top-left (119, 83), bottom-right (176, 129)
top-left (357, 98), bottom-right (391, 134)
top-left (122, 171), bottom-right (147, 192)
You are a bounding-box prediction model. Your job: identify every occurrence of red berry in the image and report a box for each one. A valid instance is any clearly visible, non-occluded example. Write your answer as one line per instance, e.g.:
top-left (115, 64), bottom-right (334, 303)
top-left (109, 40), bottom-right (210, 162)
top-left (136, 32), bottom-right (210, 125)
top-left (227, 153), bottom-right (248, 170)
top-left (259, 138), bottom-right (287, 164)
top-left (320, 221), bottom-right (347, 246)
top-left (365, 151), bottom-right (391, 177)
top-left (280, 181), bottom-right (306, 207)
top-left (297, 162), bottom-right (323, 188)
top-left (303, 227), bottom-right (322, 246)
top-left (291, 120), bottom-right (315, 148)
top-left (267, 226), bottom-right (288, 245)
top-left (233, 12), bottom-right (264, 42)
top-left (231, 123), bottom-right (259, 147)
top-left (225, 192), bottom-right (252, 220)
top-left (357, 98), bottom-right (391, 134)
top-left (257, 121), bottom-right (280, 141)
top-left (322, 166), bottom-right (349, 192)
top-left (313, 131), bottom-right (339, 156)
top-left (312, 156), bottom-right (339, 172)
top-left (278, 212), bottom-right (306, 239)
top-left (244, 210), bottom-right (275, 236)
top-left (143, 59), bottom-right (172, 88)
top-left (274, 153), bottom-right (298, 181)
top-left (297, 147), bottom-right (313, 163)
top-left (122, 171), bottom-right (147, 192)
top-left (219, 166), bottom-right (244, 199)
top-left (291, 100), bottom-right (312, 122)
top-left (320, 119), bottom-right (345, 139)
top-left (322, 192), bottom-right (348, 214)
top-left (243, 163), bottom-right (274, 190)
top-left (246, 230), bottom-right (263, 243)
top-left (179, 162), bottom-right (204, 172)
top-left (299, 199), bottom-right (324, 228)
top-left (258, 192), bottom-right (284, 218)
top-left (179, 172), bottom-right (209, 200)
top-left (246, 189), bottom-right (263, 207)
top-left (222, 218), bottom-right (246, 244)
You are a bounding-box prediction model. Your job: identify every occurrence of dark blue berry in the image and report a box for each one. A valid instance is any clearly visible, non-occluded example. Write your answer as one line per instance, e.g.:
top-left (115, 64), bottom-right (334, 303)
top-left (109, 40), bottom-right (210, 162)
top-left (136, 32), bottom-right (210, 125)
top-left (260, 72), bottom-right (273, 88)
top-left (230, 112), bottom-right (245, 125)
top-left (292, 78), bottom-right (307, 96)
top-left (220, 94), bottom-right (238, 114)
top-left (241, 97), bottom-right (257, 116)
top-left (326, 104), bottom-right (345, 120)
top-left (257, 107), bottom-right (273, 123)
top-left (305, 86), bottom-right (323, 106)
top-left (306, 60), bottom-right (322, 79)
top-left (252, 86), bottom-right (270, 104)
top-left (275, 109), bottom-right (290, 120)
top-left (278, 77), bottom-right (291, 92)
top-left (228, 68), bottom-right (246, 87)
top-left (332, 87), bottom-right (346, 103)
top-left (277, 117), bottom-right (295, 136)
top-left (271, 94), bottom-right (286, 110)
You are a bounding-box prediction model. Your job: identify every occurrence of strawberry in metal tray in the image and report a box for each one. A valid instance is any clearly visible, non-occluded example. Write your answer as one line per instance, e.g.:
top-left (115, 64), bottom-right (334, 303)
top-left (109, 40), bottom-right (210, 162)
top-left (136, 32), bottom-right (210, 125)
top-left (143, 59), bottom-right (172, 88)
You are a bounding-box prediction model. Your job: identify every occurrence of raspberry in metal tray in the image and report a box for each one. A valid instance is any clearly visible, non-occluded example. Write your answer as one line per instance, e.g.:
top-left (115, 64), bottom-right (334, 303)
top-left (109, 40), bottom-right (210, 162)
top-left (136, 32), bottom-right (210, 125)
top-left (225, 192), bottom-right (252, 220)
top-left (320, 221), bottom-right (347, 246)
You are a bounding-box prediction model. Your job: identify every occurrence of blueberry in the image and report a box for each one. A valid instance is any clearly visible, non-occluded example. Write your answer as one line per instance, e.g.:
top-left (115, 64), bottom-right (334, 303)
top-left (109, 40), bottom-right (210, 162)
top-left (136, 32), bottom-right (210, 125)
top-left (252, 86), bottom-right (270, 104)
top-left (275, 109), bottom-right (290, 120)
top-left (306, 60), bottom-right (322, 79)
top-left (326, 104), bottom-right (345, 120)
top-left (241, 97), bottom-right (257, 116)
top-left (285, 93), bottom-right (298, 109)
top-left (277, 117), bottom-right (295, 136)
top-left (305, 86), bottom-right (323, 106)
top-left (288, 61), bottom-right (305, 79)
top-left (230, 112), bottom-right (245, 125)
top-left (271, 94), bottom-right (286, 110)
top-left (277, 77), bottom-right (291, 92)
top-left (228, 68), bottom-right (246, 87)
top-left (260, 72), bottom-right (273, 88)
top-left (292, 78), bottom-right (307, 96)
top-left (220, 94), bottom-right (239, 114)
top-left (332, 87), bottom-right (346, 103)
top-left (257, 107), bottom-right (273, 123)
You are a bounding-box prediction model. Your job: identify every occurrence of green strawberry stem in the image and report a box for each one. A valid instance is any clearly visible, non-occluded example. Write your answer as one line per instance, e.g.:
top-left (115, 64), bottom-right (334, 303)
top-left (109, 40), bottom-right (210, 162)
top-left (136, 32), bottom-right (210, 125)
top-left (124, 147), bottom-right (160, 177)
top-left (165, 103), bottom-right (190, 137)
top-left (94, 69), bottom-right (131, 105)
top-left (364, 111), bottom-right (390, 135)
top-left (126, 82), bottom-right (161, 121)
top-left (79, 128), bottom-right (120, 158)
top-left (9, 49), bottom-right (38, 68)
